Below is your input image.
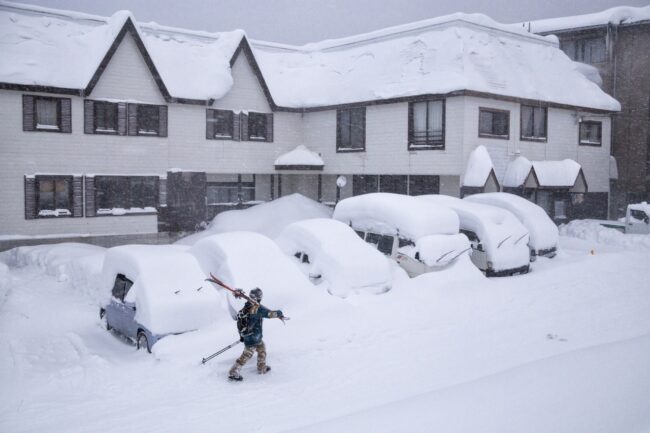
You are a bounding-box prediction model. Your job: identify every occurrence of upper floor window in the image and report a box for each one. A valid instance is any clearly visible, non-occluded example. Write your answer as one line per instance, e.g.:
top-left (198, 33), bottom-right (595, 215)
top-left (94, 101), bottom-right (118, 134)
top-left (207, 109), bottom-right (234, 139)
top-left (22, 95), bottom-right (71, 133)
top-left (521, 105), bottom-right (547, 141)
top-left (560, 37), bottom-right (606, 64)
top-left (137, 105), bottom-right (160, 135)
top-left (479, 107), bottom-right (509, 139)
top-left (579, 121), bottom-right (602, 146)
top-left (337, 107), bottom-right (366, 152)
top-left (36, 176), bottom-right (72, 217)
top-left (409, 100), bottom-right (444, 149)
top-left (248, 112), bottom-right (268, 141)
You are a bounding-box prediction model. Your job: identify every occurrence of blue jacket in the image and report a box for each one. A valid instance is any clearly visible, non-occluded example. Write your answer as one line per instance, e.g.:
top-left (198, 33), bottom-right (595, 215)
top-left (238, 302), bottom-right (283, 347)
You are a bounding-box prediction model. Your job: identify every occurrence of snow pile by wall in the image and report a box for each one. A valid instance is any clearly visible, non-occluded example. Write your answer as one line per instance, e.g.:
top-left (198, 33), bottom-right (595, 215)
top-left (560, 220), bottom-right (650, 251)
top-left (465, 192), bottom-right (559, 251)
top-left (521, 5), bottom-right (650, 34)
top-left (276, 218), bottom-right (392, 297)
top-left (177, 194), bottom-right (333, 245)
top-left (463, 146), bottom-right (494, 187)
top-left (274, 145), bottom-right (324, 167)
top-left (101, 245), bottom-right (224, 335)
top-left (0, 243), bottom-right (106, 302)
top-left (333, 192), bottom-right (459, 240)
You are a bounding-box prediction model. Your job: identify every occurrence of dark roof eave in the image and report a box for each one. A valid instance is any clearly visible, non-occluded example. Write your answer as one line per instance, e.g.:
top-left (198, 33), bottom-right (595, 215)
top-left (274, 165), bottom-right (324, 171)
top-left (536, 18), bottom-right (650, 36)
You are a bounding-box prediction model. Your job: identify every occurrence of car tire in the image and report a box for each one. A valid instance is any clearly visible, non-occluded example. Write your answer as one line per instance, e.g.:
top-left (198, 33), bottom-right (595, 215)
top-left (137, 331), bottom-right (151, 353)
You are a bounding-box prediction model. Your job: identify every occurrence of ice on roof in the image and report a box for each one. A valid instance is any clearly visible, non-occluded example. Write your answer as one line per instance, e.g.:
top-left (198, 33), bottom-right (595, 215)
top-left (519, 6), bottom-right (650, 34)
top-left (274, 145), bottom-right (324, 167)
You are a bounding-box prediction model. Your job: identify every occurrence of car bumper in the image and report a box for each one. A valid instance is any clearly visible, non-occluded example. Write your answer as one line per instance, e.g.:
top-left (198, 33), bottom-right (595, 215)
top-left (485, 264), bottom-right (530, 277)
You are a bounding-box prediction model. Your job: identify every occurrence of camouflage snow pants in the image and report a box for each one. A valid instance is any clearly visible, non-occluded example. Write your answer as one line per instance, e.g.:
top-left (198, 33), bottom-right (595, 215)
top-left (229, 341), bottom-right (267, 376)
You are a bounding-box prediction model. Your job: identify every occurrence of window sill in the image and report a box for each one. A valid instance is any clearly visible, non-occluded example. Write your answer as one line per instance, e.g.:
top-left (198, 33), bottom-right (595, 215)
top-left (408, 144), bottom-right (445, 151)
top-left (479, 133), bottom-right (509, 140)
top-left (247, 137), bottom-right (268, 142)
top-left (520, 136), bottom-right (547, 142)
top-left (579, 141), bottom-right (602, 147)
top-left (95, 208), bottom-right (158, 217)
top-left (212, 134), bottom-right (234, 140)
top-left (32, 126), bottom-right (66, 133)
top-left (136, 131), bottom-right (161, 137)
top-left (94, 129), bottom-right (118, 135)
top-left (336, 148), bottom-right (365, 153)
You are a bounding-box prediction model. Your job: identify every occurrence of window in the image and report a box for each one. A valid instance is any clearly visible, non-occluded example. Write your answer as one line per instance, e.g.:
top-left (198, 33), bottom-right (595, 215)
top-left (94, 102), bottom-right (118, 134)
top-left (365, 233), bottom-right (394, 256)
top-left (579, 121), bottom-right (602, 146)
top-left (95, 176), bottom-right (158, 214)
top-left (379, 175), bottom-right (408, 195)
top-left (521, 105), bottom-right (547, 141)
top-left (36, 176), bottom-right (72, 217)
top-left (35, 97), bottom-right (61, 131)
top-left (562, 38), bottom-right (606, 64)
top-left (409, 100), bottom-right (444, 149)
top-left (408, 175), bottom-right (440, 196)
top-left (352, 175), bottom-right (378, 196)
top-left (248, 112), bottom-right (267, 140)
top-left (337, 107), bottom-right (366, 151)
top-left (112, 274), bottom-right (133, 302)
top-left (211, 110), bottom-right (234, 138)
top-left (479, 108), bottom-right (509, 139)
top-left (206, 177), bottom-right (255, 205)
top-left (137, 105), bottom-right (160, 135)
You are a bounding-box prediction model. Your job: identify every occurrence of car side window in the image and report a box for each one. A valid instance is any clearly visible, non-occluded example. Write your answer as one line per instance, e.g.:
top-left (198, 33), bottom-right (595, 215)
top-left (355, 230), bottom-right (365, 240)
top-left (398, 237), bottom-right (414, 248)
top-left (112, 273), bottom-right (133, 302)
top-left (302, 253), bottom-right (310, 264)
top-left (377, 235), bottom-right (394, 255)
top-left (630, 209), bottom-right (649, 223)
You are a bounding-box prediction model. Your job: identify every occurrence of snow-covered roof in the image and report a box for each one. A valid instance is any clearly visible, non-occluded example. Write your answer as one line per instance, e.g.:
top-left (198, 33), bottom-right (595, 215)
top-left (0, 2), bottom-right (244, 101)
top-left (532, 159), bottom-right (583, 188)
top-left (274, 145), bottom-right (324, 168)
top-left (503, 156), bottom-right (534, 188)
top-left (518, 6), bottom-right (650, 34)
top-left (253, 12), bottom-right (620, 111)
top-left (463, 146), bottom-right (497, 188)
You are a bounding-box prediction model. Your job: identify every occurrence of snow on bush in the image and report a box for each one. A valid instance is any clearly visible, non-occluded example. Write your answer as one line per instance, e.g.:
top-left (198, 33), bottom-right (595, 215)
top-left (276, 218), bottom-right (392, 297)
top-left (101, 245), bottom-right (224, 335)
top-left (465, 192), bottom-right (558, 252)
top-left (178, 194), bottom-right (332, 245)
top-left (560, 220), bottom-right (650, 250)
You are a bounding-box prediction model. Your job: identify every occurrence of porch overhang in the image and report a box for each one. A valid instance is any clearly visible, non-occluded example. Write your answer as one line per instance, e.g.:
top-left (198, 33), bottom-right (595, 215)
top-left (274, 145), bottom-right (324, 172)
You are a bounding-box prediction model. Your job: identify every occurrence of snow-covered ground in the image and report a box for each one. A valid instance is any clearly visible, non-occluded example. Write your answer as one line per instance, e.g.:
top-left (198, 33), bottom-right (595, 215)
top-left (1, 224), bottom-right (650, 432)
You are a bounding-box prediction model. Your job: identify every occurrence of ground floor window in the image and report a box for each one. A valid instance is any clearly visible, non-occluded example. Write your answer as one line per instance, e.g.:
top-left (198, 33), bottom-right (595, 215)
top-left (206, 175), bottom-right (255, 205)
top-left (352, 175), bottom-right (440, 196)
top-left (94, 176), bottom-right (158, 214)
top-left (36, 176), bottom-right (72, 217)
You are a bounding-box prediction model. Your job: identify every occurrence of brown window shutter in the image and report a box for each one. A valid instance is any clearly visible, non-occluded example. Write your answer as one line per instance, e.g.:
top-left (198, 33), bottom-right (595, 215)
top-left (60, 98), bottom-right (72, 133)
top-left (206, 109), bottom-right (215, 140)
top-left (158, 105), bottom-right (168, 137)
top-left (159, 177), bottom-right (167, 207)
top-left (23, 95), bottom-right (35, 132)
top-left (72, 176), bottom-right (83, 217)
top-left (84, 100), bottom-right (95, 134)
top-left (24, 176), bottom-right (37, 219)
top-left (240, 112), bottom-right (249, 141)
top-left (265, 113), bottom-right (274, 142)
top-left (232, 112), bottom-right (241, 141)
top-left (117, 102), bottom-right (127, 135)
top-left (127, 104), bottom-right (138, 136)
top-left (85, 176), bottom-right (96, 217)
top-left (407, 102), bottom-right (414, 148)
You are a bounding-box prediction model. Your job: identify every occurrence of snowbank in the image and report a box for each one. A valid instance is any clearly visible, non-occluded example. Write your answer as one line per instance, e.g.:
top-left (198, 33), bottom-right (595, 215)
top-left (560, 220), bottom-right (650, 251)
top-left (333, 193), bottom-right (459, 240)
top-left (521, 5), bottom-right (650, 34)
top-left (463, 146), bottom-right (494, 187)
top-left (419, 195), bottom-right (530, 271)
top-left (177, 194), bottom-right (333, 245)
top-left (465, 192), bottom-right (558, 252)
top-left (276, 219), bottom-right (391, 297)
top-left (274, 145), bottom-right (324, 167)
top-left (101, 245), bottom-right (224, 335)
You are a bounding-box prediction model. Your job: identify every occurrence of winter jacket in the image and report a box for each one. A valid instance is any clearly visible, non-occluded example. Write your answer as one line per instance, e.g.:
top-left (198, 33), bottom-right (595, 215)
top-left (237, 302), bottom-right (283, 347)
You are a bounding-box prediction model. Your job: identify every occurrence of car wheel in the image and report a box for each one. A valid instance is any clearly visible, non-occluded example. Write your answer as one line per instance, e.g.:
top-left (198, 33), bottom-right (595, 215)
top-left (137, 331), bottom-right (151, 353)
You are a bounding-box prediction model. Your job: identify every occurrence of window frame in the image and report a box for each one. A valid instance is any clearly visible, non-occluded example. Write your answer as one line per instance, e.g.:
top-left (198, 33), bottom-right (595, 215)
top-left (206, 176), bottom-right (256, 205)
top-left (34, 96), bottom-right (62, 132)
top-left (579, 120), bottom-right (602, 147)
top-left (136, 104), bottom-right (161, 136)
top-left (520, 104), bottom-right (548, 142)
top-left (93, 101), bottom-right (119, 135)
top-left (94, 175), bottom-right (159, 215)
top-left (408, 99), bottom-right (445, 150)
top-left (336, 107), bottom-right (366, 153)
top-left (247, 112), bottom-right (267, 141)
top-left (478, 107), bottom-right (510, 140)
top-left (210, 109), bottom-right (234, 139)
top-left (35, 175), bottom-right (73, 218)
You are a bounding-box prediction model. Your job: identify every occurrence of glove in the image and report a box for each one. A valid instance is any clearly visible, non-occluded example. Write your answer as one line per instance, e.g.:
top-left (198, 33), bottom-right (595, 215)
top-left (239, 336), bottom-right (244, 342)
top-left (233, 289), bottom-right (245, 299)
top-left (277, 310), bottom-right (284, 319)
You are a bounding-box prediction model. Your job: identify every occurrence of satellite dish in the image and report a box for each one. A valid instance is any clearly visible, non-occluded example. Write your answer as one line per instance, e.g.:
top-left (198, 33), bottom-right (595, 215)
top-left (336, 175), bottom-right (347, 188)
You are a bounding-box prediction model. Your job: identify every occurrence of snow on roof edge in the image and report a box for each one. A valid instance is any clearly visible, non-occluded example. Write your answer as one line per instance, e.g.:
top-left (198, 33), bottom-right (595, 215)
top-left (517, 5), bottom-right (650, 34)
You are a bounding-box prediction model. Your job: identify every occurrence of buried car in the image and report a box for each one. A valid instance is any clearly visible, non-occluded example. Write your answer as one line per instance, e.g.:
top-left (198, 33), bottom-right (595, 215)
top-left (464, 192), bottom-right (559, 260)
top-left (275, 218), bottom-right (392, 297)
top-left (419, 195), bottom-right (530, 276)
top-left (332, 193), bottom-right (470, 277)
top-left (100, 245), bottom-right (222, 352)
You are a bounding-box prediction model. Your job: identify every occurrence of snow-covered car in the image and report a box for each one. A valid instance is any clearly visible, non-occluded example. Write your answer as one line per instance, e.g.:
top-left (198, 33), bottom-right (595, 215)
top-left (100, 245), bottom-right (222, 352)
top-left (596, 202), bottom-right (650, 235)
top-left (190, 231), bottom-right (315, 311)
top-left (464, 192), bottom-right (559, 260)
top-left (418, 195), bottom-right (530, 276)
top-left (275, 218), bottom-right (392, 297)
top-left (332, 193), bottom-right (470, 277)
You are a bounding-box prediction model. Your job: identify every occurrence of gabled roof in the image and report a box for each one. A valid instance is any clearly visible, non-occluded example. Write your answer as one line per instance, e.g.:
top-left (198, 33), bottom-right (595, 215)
top-left (517, 6), bottom-right (650, 35)
top-left (463, 145), bottom-right (500, 191)
top-left (504, 156), bottom-right (588, 192)
top-left (274, 145), bottom-right (324, 171)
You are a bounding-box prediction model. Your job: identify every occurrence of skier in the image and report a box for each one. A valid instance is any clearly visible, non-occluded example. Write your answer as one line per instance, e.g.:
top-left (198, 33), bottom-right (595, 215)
top-left (228, 287), bottom-right (284, 381)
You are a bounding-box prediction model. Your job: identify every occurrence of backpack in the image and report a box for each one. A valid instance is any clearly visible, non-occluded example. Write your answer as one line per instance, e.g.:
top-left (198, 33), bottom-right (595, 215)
top-left (236, 304), bottom-right (252, 337)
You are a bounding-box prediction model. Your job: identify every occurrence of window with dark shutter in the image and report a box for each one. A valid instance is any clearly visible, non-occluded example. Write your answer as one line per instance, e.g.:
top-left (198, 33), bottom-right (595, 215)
top-left (521, 105), bottom-right (547, 141)
top-left (136, 105), bottom-right (160, 136)
top-left (409, 100), bottom-right (444, 149)
top-left (337, 107), bottom-right (365, 152)
top-left (478, 108), bottom-right (510, 139)
top-left (207, 109), bottom-right (234, 139)
top-left (94, 101), bottom-right (118, 134)
top-left (94, 176), bottom-right (159, 215)
top-left (35, 175), bottom-right (73, 217)
top-left (23, 95), bottom-right (70, 133)
top-left (248, 112), bottom-right (267, 141)
top-left (579, 121), bottom-right (602, 146)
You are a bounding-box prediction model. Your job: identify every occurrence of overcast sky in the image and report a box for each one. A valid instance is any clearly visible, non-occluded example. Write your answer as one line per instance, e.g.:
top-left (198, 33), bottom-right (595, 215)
top-left (17, 0), bottom-right (650, 44)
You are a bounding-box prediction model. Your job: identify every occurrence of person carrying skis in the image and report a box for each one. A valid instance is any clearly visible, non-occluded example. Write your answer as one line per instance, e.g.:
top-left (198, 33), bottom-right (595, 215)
top-left (228, 287), bottom-right (284, 381)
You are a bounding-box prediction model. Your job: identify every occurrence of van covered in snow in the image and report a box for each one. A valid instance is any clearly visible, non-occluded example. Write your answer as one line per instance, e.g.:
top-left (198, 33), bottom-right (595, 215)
top-left (332, 193), bottom-right (470, 277)
top-left (419, 195), bottom-right (530, 276)
top-left (100, 245), bottom-right (222, 352)
top-left (464, 192), bottom-right (559, 260)
top-left (275, 218), bottom-right (392, 297)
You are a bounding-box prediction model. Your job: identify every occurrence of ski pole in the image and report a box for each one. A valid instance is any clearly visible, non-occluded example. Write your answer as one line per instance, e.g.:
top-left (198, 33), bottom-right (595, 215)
top-left (201, 339), bottom-right (241, 365)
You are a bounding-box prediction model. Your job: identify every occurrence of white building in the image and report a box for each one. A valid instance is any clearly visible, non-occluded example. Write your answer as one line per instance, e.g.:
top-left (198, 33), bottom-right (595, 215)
top-left (0, 3), bottom-right (620, 246)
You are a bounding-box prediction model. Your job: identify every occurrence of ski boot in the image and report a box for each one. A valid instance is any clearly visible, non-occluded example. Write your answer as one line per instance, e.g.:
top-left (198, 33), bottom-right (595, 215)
top-left (258, 365), bottom-right (271, 375)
